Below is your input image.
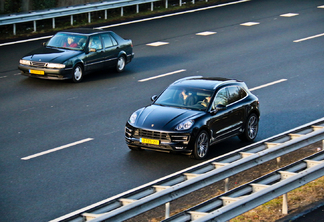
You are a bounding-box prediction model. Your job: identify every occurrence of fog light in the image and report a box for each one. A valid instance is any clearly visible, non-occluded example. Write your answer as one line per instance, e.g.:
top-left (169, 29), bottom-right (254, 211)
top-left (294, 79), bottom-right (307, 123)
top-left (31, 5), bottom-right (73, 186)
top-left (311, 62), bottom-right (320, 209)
top-left (175, 147), bottom-right (185, 150)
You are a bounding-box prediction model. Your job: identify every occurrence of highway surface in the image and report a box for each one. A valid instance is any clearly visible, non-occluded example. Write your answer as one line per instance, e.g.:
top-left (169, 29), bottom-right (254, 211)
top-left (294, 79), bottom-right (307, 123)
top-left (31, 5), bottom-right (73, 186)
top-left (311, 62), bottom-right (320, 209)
top-left (0, 0), bottom-right (323, 221)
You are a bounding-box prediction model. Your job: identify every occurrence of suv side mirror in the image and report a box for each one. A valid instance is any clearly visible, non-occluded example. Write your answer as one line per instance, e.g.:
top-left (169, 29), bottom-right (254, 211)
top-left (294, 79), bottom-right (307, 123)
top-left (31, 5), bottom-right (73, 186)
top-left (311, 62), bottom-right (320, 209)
top-left (210, 104), bottom-right (226, 114)
top-left (151, 95), bottom-right (157, 102)
top-left (216, 104), bottom-right (226, 110)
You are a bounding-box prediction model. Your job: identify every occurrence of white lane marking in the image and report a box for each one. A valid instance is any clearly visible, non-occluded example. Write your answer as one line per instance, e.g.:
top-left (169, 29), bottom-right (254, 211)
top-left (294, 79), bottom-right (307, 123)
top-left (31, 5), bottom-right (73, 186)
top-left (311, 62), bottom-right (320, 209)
top-left (240, 22), bottom-right (260, 26)
top-left (293, 33), bottom-right (324, 43)
top-left (21, 138), bottom-right (94, 160)
top-left (0, 76), bottom-right (7, 79)
top-left (280, 13), bottom-right (299, 17)
top-left (249, 79), bottom-right (287, 91)
top-left (196, 31), bottom-right (217, 36)
top-left (96, 0), bottom-right (250, 29)
top-left (146, 41), bottom-right (169, 47)
top-left (318, 5), bottom-right (324, 8)
top-left (138, 69), bottom-right (186, 82)
top-left (0, 35), bottom-right (53, 47)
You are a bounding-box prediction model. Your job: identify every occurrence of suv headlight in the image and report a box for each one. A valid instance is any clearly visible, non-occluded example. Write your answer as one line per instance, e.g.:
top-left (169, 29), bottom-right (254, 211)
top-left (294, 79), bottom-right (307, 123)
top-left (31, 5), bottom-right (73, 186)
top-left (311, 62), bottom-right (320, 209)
top-left (129, 112), bottom-right (138, 124)
top-left (175, 120), bottom-right (194, 131)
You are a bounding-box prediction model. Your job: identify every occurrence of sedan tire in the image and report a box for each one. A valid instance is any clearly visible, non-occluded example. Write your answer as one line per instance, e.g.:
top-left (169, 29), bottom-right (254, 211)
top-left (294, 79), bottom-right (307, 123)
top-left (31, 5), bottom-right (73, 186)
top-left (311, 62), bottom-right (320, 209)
top-left (190, 130), bottom-right (209, 159)
top-left (116, 56), bottom-right (126, 73)
top-left (239, 113), bottom-right (259, 142)
top-left (72, 64), bottom-right (83, 83)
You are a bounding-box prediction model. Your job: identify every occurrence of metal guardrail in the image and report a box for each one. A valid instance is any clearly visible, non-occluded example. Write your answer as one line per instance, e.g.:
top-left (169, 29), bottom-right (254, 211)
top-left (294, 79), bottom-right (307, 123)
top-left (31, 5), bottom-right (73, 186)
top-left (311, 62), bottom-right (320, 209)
top-left (164, 150), bottom-right (324, 221)
top-left (0, 0), bottom-right (249, 35)
top-left (50, 117), bottom-right (324, 222)
top-left (0, 0), bottom-right (160, 34)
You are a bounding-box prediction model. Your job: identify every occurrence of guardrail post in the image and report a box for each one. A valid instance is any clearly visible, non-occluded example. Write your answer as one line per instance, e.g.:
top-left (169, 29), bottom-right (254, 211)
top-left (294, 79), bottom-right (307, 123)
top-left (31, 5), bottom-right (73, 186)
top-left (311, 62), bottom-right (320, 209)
top-left (88, 12), bottom-right (91, 23)
top-left (121, 7), bottom-right (124, 16)
top-left (52, 18), bottom-right (55, 29)
top-left (165, 202), bottom-right (170, 219)
top-left (33, 20), bottom-right (36, 32)
top-left (282, 193), bottom-right (288, 214)
top-left (151, 2), bottom-right (154, 11)
top-left (70, 15), bottom-right (73, 26)
top-left (136, 4), bottom-right (139, 13)
top-left (179, 0), bottom-right (182, 7)
top-left (165, 0), bottom-right (168, 8)
top-left (224, 178), bottom-right (229, 192)
top-left (105, 9), bottom-right (107, 19)
top-left (13, 24), bottom-right (16, 35)
top-left (277, 156), bottom-right (281, 168)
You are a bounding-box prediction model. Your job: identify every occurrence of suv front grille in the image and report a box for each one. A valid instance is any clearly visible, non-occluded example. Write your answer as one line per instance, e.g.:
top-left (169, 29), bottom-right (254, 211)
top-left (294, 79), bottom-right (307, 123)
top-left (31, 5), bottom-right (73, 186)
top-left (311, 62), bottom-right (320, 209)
top-left (139, 129), bottom-right (169, 140)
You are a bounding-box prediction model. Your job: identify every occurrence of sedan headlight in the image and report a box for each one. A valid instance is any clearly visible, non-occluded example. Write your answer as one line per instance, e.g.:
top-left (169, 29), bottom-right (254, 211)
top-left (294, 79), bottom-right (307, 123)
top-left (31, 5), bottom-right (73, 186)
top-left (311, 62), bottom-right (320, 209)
top-left (46, 63), bottom-right (66, 69)
top-left (175, 120), bottom-right (194, 131)
top-left (129, 112), bottom-right (138, 124)
top-left (20, 59), bottom-right (31, 65)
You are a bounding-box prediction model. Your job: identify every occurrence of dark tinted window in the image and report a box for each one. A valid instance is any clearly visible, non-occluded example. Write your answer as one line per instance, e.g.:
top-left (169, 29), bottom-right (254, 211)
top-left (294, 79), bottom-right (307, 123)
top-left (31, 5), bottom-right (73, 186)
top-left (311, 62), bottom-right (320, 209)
top-left (227, 86), bottom-right (247, 104)
top-left (212, 88), bottom-right (228, 109)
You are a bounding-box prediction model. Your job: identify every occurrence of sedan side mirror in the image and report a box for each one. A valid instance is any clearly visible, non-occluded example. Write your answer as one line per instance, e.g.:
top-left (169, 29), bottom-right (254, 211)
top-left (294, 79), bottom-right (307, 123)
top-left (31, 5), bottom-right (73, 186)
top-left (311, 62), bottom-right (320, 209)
top-left (151, 95), bottom-right (157, 102)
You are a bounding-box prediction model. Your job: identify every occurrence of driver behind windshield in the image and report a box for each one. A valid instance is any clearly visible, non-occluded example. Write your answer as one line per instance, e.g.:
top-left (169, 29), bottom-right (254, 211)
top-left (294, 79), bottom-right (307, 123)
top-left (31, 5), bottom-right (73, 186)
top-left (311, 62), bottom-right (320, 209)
top-left (63, 36), bottom-right (77, 48)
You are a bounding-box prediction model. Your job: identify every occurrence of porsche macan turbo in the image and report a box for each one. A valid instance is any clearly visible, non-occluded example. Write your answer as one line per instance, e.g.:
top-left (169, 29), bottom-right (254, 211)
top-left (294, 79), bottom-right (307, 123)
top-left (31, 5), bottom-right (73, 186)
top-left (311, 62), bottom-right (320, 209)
top-left (18, 28), bottom-right (134, 82)
top-left (125, 76), bottom-right (260, 159)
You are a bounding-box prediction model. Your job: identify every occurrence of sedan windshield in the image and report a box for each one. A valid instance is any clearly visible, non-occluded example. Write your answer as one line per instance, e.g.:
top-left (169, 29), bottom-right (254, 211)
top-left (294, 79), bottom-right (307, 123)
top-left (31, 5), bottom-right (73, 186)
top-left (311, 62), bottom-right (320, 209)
top-left (154, 86), bottom-right (214, 111)
top-left (47, 33), bottom-right (87, 50)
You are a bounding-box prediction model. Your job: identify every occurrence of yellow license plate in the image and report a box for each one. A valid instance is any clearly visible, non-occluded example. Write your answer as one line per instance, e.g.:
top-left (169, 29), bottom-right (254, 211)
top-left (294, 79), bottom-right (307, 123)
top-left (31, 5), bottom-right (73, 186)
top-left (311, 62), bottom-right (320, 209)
top-left (140, 138), bottom-right (160, 145)
top-left (29, 69), bottom-right (45, 75)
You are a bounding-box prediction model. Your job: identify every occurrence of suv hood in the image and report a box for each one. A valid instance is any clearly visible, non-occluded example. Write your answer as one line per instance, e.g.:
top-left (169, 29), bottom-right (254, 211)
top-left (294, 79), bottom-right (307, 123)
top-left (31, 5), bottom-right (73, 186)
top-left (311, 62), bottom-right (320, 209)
top-left (135, 105), bottom-right (204, 131)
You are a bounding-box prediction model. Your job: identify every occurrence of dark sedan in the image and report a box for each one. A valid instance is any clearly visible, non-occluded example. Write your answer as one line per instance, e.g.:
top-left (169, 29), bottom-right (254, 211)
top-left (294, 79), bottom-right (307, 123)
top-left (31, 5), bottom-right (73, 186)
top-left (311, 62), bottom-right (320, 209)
top-left (18, 28), bottom-right (134, 82)
top-left (125, 76), bottom-right (260, 159)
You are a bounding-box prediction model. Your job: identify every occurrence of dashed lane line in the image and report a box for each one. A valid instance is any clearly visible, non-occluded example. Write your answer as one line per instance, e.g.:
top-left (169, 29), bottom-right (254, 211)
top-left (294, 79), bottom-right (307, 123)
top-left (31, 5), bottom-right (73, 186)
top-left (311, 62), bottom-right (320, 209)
top-left (138, 69), bottom-right (186, 82)
top-left (249, 79), bottom-right (287, 91)
top-left (294, 33), bottom-right (324, 43)
top-left (21, 138), bottom-right (94, 160)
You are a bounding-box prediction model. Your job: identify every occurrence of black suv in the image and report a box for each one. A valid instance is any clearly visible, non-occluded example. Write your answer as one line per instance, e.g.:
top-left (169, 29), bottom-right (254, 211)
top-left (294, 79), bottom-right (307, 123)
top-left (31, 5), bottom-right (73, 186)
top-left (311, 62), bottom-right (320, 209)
top-left (125, 76), bottom-right (260, 159)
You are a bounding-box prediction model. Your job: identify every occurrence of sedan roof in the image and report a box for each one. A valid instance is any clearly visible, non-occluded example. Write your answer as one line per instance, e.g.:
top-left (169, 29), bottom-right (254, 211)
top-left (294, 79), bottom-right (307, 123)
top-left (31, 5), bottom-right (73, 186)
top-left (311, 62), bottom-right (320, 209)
top-left (60, 28), bottom-right (111, 35)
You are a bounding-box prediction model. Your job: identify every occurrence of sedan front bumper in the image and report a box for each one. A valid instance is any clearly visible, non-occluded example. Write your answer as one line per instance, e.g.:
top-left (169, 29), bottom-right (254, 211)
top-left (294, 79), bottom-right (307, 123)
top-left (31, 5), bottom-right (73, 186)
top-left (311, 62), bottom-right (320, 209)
top-left (18, 64), bottom-right (72, 80)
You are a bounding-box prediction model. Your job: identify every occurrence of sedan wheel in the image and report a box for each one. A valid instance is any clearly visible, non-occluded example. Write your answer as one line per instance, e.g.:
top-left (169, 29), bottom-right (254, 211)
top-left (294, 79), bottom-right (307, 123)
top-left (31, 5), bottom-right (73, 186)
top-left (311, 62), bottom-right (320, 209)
top-left (190, 130), bottom-right (209, 159)
top-left (72, 64), bottom-right (83, 83)
top-left (239, 113), bottom-right (259, 142)
top-left (116, 56), bottom-right (126, 73)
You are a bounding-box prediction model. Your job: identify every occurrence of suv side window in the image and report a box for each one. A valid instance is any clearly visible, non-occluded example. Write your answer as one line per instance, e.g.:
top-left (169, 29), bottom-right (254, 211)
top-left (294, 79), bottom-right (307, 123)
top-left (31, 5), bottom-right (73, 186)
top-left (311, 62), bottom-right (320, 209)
top-left (212, 88), bottom-right (228, 109)
top-left (102, 34), bottom-right (118, 48)
top-left (227, 86), bottom-right (247, 104)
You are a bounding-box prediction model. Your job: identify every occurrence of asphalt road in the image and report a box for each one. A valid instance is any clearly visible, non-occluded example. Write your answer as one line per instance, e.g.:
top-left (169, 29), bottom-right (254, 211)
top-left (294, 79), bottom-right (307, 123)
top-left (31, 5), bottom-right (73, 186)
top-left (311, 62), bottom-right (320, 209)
top-left (0, 0), bottom-right (324, 221)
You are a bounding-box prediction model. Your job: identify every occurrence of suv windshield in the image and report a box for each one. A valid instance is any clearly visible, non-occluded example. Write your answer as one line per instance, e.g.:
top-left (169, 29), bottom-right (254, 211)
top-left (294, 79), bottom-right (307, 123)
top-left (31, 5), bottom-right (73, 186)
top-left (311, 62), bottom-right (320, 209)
top-left (47, 33), bottom-right (87, 50)
top-left (154, 86), bottom-right (214, 111)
